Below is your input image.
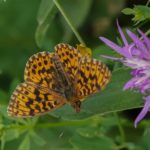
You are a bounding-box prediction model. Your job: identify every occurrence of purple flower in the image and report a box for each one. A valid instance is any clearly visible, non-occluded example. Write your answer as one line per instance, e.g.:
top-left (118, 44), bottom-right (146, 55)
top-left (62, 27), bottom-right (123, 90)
top-left (99, 20), bottom-right (150, 128)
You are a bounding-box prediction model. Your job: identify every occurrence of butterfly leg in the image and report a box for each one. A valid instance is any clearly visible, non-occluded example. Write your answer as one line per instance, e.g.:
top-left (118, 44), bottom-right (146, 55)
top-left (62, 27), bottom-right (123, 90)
top-left (70, 99), bottom-right (81, 112)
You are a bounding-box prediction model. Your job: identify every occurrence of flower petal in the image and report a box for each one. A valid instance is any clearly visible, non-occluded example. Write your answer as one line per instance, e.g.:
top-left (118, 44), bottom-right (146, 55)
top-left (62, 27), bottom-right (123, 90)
top-left (126, 29), bottom-right (149, 56)
top-left (137, 29), bottom-right (150, 51)
top-left (116, 20), bottom-right (128, 46)
top-left (99, 37), bottom-right (122, 52)
top-left (100, 20), bottom-right (150, 127)
top-left (123, 77), bottom-right (138, 90)
top-left (134, 96), bottom-right (150, 128)
top-left (100, 55), bottom-right (123, 60)
top-left (99, 37), bottom-right (131, 58)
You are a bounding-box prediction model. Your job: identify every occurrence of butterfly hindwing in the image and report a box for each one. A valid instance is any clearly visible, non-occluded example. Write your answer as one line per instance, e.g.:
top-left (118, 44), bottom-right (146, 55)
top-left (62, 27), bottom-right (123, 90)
top-left (74, 57), bottom-right (111, 100)
top-left (8, 82), bottom-right (66, 117)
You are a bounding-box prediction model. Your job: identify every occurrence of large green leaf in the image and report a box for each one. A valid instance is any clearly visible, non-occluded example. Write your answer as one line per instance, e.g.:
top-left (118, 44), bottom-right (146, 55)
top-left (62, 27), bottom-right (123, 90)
top-left (52, 68), bottom-right (142, 120)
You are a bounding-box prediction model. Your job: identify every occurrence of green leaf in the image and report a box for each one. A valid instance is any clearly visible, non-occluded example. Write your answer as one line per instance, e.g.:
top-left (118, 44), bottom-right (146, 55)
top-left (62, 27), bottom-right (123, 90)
top-left (122, 5), bottom-right (150, 24)
top-left (122, 8), bottom-right (135, 15)
top-left (52, 68), bottom-right (142, 120)
top-left (77, 126), bottom-right (102, 138)
top-left (1, 133), bottom-right (6, 150)
top-left (0, 90), bottom-right (7, 105)
top-left (135, 5), bottom-right (150, 19)
top-left (2, 129), bottom-right (20, 142)
top-left (93, 44), bottom-right (117, 61)
top-left (36, 126), bottom-right (73, 150)
top-left (139, 132), bottom-right (150, 150)
top-left (18, 134), bottom-right (30, 150)
top-left (9, 78), bottom-right (20, 96)
top-left (30, 131), bottom-right (46, 146)
top-left (70, 134), bottom-right (116, 150)
top-left (37, 0), bottom-right (54, 25)
top-left (35, 0), bottom-right (57, 48)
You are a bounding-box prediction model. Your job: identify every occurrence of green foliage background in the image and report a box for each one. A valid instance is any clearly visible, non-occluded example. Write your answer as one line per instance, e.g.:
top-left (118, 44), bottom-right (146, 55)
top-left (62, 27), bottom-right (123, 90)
top-left (0, 0), bottom-right (150, 150)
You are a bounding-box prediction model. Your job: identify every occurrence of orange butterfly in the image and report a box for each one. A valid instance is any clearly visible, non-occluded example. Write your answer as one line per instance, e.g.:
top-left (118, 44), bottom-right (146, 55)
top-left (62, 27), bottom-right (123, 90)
top-left (7, 43), bottom-right (111, 117)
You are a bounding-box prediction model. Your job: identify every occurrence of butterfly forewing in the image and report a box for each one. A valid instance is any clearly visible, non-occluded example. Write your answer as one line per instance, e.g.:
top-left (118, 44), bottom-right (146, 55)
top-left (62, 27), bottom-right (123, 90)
top-left (24, 52), bottom-right (62, 91)
top-left (55, 43), bottom-right (81, 81)
top-left (8, 52), bottom-right (66, 117)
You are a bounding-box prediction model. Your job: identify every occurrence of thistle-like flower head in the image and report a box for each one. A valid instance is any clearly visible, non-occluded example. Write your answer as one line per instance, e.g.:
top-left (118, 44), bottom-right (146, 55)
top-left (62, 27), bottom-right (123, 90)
top-left (99, 21), bottom-right (150, 127)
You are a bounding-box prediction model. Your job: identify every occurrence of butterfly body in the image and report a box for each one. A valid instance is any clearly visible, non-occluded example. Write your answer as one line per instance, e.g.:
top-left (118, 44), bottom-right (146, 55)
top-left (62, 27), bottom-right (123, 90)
top-left (7, 43), bottom-right (111, 117)
top-left (51, 53), bottom-right (81, 112)
top-left (52, 54), bottom-right (74, 100)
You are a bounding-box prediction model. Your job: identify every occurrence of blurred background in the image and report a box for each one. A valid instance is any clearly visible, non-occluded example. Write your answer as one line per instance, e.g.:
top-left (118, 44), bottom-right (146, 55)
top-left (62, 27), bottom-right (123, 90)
top-left (0, 0), bottom-right (150, 150)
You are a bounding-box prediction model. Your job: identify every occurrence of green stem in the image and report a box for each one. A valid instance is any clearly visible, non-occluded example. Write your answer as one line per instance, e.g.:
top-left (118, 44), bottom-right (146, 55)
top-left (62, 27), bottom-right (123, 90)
top-left (115, 143), bottom-right (128, 150)
top-left (53, 0), bottom-right (86, 45)
top-left (140, 29), bottom-right (150, 40)
top-left (145, 29), bottom-right (150, 36)
top-left (114, 113), bottom-right (125, 143)
top-left (146, 0), bottom-right (150, 6)
top-left (4, 119), bottom-right (91, 130)
top-left (134, 19), bottom-right (149, 29)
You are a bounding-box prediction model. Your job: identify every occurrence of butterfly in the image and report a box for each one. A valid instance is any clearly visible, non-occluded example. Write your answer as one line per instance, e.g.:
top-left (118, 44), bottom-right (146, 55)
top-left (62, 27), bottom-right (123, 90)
top-left (7, 43), bottom-right (111, 117)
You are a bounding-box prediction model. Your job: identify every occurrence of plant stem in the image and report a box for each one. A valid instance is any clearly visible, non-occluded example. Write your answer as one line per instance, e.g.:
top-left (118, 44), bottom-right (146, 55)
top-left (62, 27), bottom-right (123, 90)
top-left (114, 112), bottom-right (125, 143)
top-left (53, 0), bottom-right (86, 45)
top-left (145, 29), bottom-right (150, 36)
top-left (146, 0), bottom-right (150, 6)
top-left (140, 29), bottom-right (150, 40)
top-left (4, 119), bottom-right (90, 130)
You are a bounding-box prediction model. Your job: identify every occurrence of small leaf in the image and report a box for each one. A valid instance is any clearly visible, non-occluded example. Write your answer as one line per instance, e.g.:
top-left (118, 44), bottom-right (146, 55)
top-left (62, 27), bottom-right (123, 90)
top-left (37, 0), bottom-right (54, 25)
top-left (70, 134), bottom-right (116, 150)
top-left (1, 133), bottom-right (6, 150)
top-left (122, 8), bottom-right (135, 15)
top-left (77, 127), bottom-right (101, 138)
top-left (18, 134), bottom-right (30, 150)
top-left (3, 129), bottom-right (20, 142)
top-left (122, 5), bottom-right (150, 25)
top-left (30, 131), bottom-right (46, 146)
top-left (135, 5), bottom-right (150, 19)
